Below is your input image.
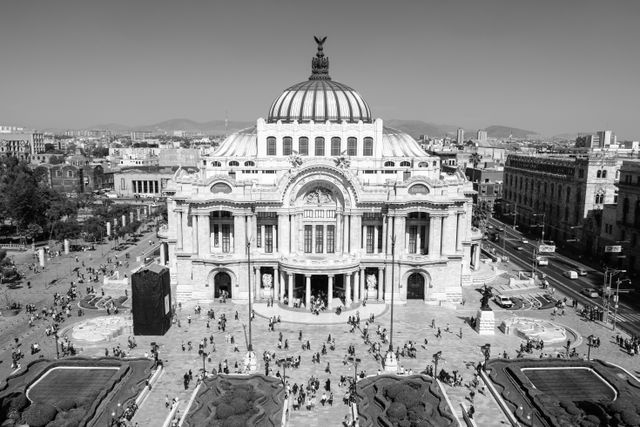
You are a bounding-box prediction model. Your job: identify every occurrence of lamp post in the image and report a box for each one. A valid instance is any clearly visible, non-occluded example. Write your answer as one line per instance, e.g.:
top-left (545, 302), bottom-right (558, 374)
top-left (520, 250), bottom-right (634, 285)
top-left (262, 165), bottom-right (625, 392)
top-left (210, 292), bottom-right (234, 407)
top-left (53, 330), bottom-right (60, 359)
top-left (202, 351), bottom-right (207, 375)
top-left (246, 240), bottom-right (253, 351)
top-left (384, 235), bottom-right (397, 372)
top-left (433, 351), bottom-right (442, 379)
top-left (347, 355), bottom-right (361, 403)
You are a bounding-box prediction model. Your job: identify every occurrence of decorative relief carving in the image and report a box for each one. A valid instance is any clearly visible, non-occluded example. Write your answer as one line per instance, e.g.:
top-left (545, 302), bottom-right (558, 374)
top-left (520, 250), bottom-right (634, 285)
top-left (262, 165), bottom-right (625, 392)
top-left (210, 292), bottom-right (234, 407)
top-left (262, 273), bottom-right (272, 289)
top-left (305, 187), bottom-right (334, 205)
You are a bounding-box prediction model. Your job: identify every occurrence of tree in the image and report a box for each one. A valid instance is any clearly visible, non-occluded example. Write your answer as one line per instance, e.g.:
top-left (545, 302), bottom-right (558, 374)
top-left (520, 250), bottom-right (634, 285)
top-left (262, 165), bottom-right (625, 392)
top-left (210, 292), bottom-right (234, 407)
top-left (472, 202), bottom-right (491, 231)
top-left (92, 146), bottom-right (110, 158)
top-left (469, 152), bottom-right (482, 169)
top-left (44, 143), bottom-right (56, 152)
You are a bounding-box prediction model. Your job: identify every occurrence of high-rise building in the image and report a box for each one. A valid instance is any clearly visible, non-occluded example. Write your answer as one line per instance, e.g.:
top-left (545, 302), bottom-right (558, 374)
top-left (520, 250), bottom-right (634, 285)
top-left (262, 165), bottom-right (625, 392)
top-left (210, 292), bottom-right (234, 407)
top-left (0, 131), bottom-right (45, 161)
top-left (477, 130), bottom-right (488, 143)
top-left (456, 128), bottom-right (464, 144)
top-left (161, 39), bottom-right (480, 306)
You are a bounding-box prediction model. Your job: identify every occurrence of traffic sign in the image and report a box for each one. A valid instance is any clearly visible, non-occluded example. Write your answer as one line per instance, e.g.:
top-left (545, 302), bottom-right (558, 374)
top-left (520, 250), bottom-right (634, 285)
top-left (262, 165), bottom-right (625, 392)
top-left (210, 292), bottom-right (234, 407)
top-left (605, 245), bottom-right (622, 253)
top-left (538, 244), bottom-right (556, 253)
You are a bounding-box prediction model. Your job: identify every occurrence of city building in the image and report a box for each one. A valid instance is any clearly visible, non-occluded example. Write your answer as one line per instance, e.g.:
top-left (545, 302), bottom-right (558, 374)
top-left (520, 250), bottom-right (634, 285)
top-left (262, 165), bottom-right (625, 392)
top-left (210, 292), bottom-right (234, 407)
top-left (109, 147), bottom-right (160, 167)
top-left (599, 160), bottom-right (640, 274)
top-left (130, 131), bottom-right (154, 141)
top-left (503, 153), bottom-right (622, 253)
top-left (465, 166), bottom-right (504, 214)
top-left (0, 131), bottom-right (45, 161)
top-left (113, 167), bottom-right (177, 198)
top-left (576, 130), bottom-right (617, 149)
top-left (36, 163), bottom-right (106, 194)
top-left (158, 148), bottom-right (202, 168)
top-left (456, 128), bottom-right (464, 144)
top-left (477, 130), bottom-right (488, 143)
top-left (162, 40), bottom-right (478, 306)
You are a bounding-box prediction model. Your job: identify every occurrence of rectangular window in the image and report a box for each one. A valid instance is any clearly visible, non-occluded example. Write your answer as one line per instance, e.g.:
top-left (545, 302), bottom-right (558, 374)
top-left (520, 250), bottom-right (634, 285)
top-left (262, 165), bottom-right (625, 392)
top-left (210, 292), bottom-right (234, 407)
top-left (283, 137), bottom-right (292, 156)
top-left (315, 225), bottom-right (324, 253)
top-left (266, 137), bottom-right (276, 156)
top-left (377, 225), bottom-right (383, 252)
top-left (304, 209), bottom-right (313, 218)
top-left (363, 137), bottom-right (373, 156)
top-left (366, 225), bottom-right (375, 254)
top-left (347, 137), bottom-right (357, 156)
top-left (304, 225), bottom-right (313, 253)
top-left (315, 137), bottom-right (325, 156)
top-left (408, 226), bottom-right (417, 254)
top-left (213, 224), bottom-right (220, 247)
top-left (256, 225), bottom-right (262, 248)
top-left (221, 224), bottom-right (231, 253)
top-left (327, 225), bottom-right (335, 253)
top-left (331, 137), bottom-right (341, 156)
top-left (120, 178), bottom-right (126, 190)
top-left (265, 225), bottom-right (273, 253)
top-left (315, 210), bottom-right (324, 218)
top-left (299, 137), bottom-right (309, 156)
top-left (326, 210), bottom-right (335, 218)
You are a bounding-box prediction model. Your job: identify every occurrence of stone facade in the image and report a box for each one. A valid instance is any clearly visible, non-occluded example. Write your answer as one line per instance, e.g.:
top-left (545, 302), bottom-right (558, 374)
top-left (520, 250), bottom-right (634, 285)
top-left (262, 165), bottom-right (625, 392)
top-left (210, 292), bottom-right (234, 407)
top-left (161, 42), bottom-right (479, 307)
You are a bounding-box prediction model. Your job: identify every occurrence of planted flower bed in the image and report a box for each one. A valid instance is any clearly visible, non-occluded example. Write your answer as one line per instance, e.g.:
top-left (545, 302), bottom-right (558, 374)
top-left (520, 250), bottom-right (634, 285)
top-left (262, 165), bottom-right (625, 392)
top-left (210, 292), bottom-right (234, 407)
top-left (0, 357), bottom-right (154, 427)
top-left (486, 358), bottom-right (640, 427)
top-left (356, 374), bottom-right (457, 427)
top-left (79, 295), bottom-right (128, 310)
top-left (183, 374), bottom-right (285, 427)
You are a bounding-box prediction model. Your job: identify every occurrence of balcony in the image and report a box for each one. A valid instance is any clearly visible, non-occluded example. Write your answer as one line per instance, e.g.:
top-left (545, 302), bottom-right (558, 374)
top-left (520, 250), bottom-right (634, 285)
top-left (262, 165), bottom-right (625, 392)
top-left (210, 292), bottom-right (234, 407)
top-left (279, 253), bottom-right (360, 274)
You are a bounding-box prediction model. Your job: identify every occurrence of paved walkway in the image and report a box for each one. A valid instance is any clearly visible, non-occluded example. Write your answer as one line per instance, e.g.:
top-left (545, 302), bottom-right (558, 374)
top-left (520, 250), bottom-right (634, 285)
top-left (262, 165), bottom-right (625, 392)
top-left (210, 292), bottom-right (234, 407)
top-left (252, 300), bottom-right (388, 325)
top-left (4, 243), bottom-right (640, 427)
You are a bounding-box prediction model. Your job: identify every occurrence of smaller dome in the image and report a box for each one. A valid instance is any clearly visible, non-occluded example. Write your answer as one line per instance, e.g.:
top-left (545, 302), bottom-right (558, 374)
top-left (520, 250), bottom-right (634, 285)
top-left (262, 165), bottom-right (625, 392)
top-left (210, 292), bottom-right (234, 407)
top-left (214, 126), bottom-right (257, 157)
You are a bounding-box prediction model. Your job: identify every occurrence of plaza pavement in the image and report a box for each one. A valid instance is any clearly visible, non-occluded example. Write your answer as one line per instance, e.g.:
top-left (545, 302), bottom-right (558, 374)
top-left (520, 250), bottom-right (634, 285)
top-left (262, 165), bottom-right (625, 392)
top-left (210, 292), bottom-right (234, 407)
top-left (3, 240), bottom-right (640, 427)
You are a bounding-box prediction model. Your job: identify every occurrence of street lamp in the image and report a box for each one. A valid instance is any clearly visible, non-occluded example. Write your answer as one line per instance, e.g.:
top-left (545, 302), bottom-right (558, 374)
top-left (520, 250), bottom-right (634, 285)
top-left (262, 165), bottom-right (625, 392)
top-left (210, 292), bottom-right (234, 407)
top-left (384, 235), bottom-right (397, 372)
top-left (202, 351), bottom-right (207, 375)
top-left (347, 355), bottom-right (361, 403)
top-left (432, 351), bottom-right (442, 379)
top-left (532, 213), bottom-right (545, 243)
top-left (53, 330), bottom-right (60, 359)
top-left (244, 205), bottom-right (257, 372)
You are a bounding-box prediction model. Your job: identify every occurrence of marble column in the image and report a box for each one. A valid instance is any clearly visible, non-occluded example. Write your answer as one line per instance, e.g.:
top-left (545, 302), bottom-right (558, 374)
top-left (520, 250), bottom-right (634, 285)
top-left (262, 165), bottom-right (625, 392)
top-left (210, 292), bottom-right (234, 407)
top-left (288, 273), bottom-right (294, 307)
top-left (234, 214), bottom-right (246, 255)
top-left (382, 217), bottom-right (388, 255)
top-left (344, 274), bottom-right (351, 306)
top-left (352, 215), bottom-right (362, 253)
top-left (305, 275), bottom-right (311, 309)
top-left (274, 268), bottom-right (280, 301)
top-left (374, 226), bottom-right (379, 254)
top-left (260, 225), bottom-right (266, 253)
top-left (428, 215), bottom-right (442, 259)
top-left (377, 267), bottom-right (384, 301)
top-left (336, 213), bottom-right (343, 253)
top-left (395, 216), bottom-right (406, 256)
top-left (199, 214), bottom-right (210, 256)
top-left (456, 213), bottom-right (465, 252)
top-left (280, 271), bottom-right (285, 301)
top-left (342, 215), bottom-right (350, 255)
top-left (192, 215), bottom-right (199, 255)
top-left (176, 212), bottom-right (183, 250)
top-left (352, 271), bottom-right (359, 302)
top-left (359, 267), bottom-right (365, 300)
top-left (442, 214), bottom-right (456, 255)
top-left (328, 275), bottom-right (334, 309)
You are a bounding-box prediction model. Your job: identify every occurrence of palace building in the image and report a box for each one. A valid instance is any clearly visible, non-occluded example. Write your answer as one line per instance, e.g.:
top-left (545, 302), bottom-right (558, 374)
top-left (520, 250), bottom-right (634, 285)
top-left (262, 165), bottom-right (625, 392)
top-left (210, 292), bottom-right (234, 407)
top-left (161, 39), bottom-right (479, 307)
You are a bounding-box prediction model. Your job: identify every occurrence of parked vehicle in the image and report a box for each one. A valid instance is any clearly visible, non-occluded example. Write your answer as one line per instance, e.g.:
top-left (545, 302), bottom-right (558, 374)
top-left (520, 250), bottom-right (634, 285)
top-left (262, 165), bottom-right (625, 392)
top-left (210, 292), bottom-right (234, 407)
top-left (564, 270), bottom-right (578, 279)
top-left (581, 288), bottom-right (599, 298)
top-left (493, 295), bottom-right (513, 308)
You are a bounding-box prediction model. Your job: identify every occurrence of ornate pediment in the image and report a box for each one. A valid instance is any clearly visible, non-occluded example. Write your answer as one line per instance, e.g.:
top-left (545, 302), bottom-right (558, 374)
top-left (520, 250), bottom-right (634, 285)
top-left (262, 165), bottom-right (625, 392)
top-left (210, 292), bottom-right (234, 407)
top-left (304, 187), bottom-right (334, 205)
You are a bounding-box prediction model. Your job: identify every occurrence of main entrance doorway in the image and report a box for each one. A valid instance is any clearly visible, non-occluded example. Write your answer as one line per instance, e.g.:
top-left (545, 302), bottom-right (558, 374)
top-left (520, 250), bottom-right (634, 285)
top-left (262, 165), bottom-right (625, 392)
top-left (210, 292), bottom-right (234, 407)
top-left (214, 272), bottom-right (232, 298)
top-left (406, 273), bottom-right (425, 300)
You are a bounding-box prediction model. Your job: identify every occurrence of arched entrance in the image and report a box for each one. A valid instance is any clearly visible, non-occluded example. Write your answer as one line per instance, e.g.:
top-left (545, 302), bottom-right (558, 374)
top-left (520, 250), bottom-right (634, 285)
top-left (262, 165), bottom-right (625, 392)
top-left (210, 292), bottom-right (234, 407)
top-left (407, 273), bottom-right (425, 300)
top-left (214, 272), bottom-right (232, 298)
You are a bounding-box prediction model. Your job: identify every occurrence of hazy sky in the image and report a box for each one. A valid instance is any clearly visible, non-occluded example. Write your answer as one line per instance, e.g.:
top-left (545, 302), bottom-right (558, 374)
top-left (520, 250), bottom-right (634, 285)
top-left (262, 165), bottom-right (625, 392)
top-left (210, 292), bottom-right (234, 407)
top-left (1, 0), bottom-right (639, 137)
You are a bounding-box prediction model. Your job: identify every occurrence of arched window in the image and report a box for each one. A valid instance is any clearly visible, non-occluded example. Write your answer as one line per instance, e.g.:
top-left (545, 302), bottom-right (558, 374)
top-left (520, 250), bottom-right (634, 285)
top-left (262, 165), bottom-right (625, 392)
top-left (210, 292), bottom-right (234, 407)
top-left (229, 161), bottom-right (239, 167)
top-left (418, 162), bottom-right (428, 168)
top-left (602, 170), bottom-right (607, 178)
top-left (211, 161), bottom-right (222, 167)
top-left (283, 137), bottom-right (292, 156)
top-left (67, 170), bottom-right (73, 178)
top-left (408, 184), bottom-right (429, 195)
top-left (315, 137), bottom-right (325, 156)
top-left (597, 170), bottom-right (602, 178)
top-left (384, 161), bottom-right (395, 167)
top-left (363, 137), bottom-right (373, 156)
top-left (244, 161), bottom-right (255, 167)
top-left (331, 137), bottom-right (341, 156)
top-left (266, 137), bottom-right (276, 156)
top-left (299, 137), bottom-right (309, 156)
top-left (400, 161), bottom-right (411, 167)
top-left (433, 161), bottom-right (438, 166)
top-left (347, 137), bottom-right (357, 156)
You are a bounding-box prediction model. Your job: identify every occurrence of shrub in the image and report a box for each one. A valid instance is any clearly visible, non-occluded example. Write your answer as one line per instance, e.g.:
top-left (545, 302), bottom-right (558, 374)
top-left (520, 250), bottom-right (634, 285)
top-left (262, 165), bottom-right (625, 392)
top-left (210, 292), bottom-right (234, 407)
top-left (396, 389), bottom-right (422, 409)
top-left (621, 409), bottom-right (640, 426)
top-left (221, 414), bottom-right (249, 427)
top-left (20, 402), bottom-right (58, 427)
top-left (559, 400), bottom-right (582, 416)
top-left (8, 394), bottom-right (29, 412)
top-left (215, 403), bottom-right (235, 420)
top-left (229, 397), bottom-right (251, 415)
top-left (387, 402), bottom-right (407, 421)
top-left (579, 414), bottom-right (601, 427)
top-left (55, 399), bottom-right (76, 411)
top-left (384, 383), bottom-right (406, 400)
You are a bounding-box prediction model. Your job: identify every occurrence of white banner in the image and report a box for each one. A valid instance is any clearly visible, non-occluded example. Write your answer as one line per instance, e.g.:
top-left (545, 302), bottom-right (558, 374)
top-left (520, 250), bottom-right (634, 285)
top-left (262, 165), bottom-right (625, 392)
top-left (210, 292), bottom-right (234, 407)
top-left (605, 245), bottom-right (622, 253)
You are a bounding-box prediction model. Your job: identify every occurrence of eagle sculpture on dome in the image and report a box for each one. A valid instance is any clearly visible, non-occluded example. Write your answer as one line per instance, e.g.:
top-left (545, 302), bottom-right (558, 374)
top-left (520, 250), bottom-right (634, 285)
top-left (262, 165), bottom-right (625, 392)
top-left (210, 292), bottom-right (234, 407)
top-left (314, 36), bottom-right (327, 53)
top-left (310, 36), bottom-right (330, 80)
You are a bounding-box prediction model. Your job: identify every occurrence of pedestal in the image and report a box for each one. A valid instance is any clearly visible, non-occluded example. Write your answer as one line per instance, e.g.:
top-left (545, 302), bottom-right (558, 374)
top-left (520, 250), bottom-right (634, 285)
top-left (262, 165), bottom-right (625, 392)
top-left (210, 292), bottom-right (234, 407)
top-left (475, 309), bottom-right (495, 335)
top-left (384, 350), bottom-right (398, 373)
top-left (244, 351), bottom-right (258, 372)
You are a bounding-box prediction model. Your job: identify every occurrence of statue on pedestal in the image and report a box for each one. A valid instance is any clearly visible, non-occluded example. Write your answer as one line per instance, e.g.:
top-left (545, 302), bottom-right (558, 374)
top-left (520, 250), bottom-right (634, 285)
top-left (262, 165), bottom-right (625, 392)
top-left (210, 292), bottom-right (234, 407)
top-left (480, 285), bottom-right (493, 311)
top-left (262, 273), bottom-right (273, 289)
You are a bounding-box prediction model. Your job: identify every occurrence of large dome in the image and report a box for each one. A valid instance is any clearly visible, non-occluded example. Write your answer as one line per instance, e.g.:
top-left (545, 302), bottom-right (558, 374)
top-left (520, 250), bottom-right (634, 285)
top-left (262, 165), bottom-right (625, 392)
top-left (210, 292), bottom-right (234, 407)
top-left (267, 37), bottom-right (372, 124)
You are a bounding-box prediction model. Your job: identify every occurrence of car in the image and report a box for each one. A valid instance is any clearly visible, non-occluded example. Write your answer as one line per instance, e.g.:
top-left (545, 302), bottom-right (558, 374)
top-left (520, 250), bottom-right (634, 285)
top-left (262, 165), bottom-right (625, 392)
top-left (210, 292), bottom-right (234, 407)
top-left (493, 295), bottom-right (513, 308)
top-left (577, 268), bottom-right (588, 276)
top-left (521, 239), bottom-right (529, 244)
top-left (563, 270), bottom-right (578, 279)
top-left (496, 227), bottom-right (505, 232)
top-left (536, 257), bottom-right (549, 266)
top-left (581, 288), bottom-right (599, 298)
top-left (515, 246), bottom-right (524, 251)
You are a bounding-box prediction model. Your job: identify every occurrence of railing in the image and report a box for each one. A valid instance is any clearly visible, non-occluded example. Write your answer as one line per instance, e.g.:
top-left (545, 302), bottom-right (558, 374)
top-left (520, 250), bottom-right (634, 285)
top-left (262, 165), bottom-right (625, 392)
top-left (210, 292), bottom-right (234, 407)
top-left (0, 243), bottom-right (27, 251)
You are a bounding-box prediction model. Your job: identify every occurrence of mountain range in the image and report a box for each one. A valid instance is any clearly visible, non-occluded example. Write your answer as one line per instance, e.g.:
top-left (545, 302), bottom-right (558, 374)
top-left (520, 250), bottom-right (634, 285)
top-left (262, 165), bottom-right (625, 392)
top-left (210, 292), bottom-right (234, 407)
top-left (57, 118), bottom-right (539, 140)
